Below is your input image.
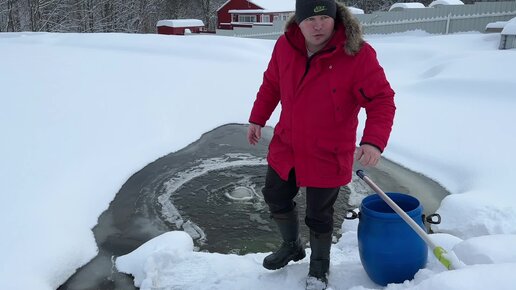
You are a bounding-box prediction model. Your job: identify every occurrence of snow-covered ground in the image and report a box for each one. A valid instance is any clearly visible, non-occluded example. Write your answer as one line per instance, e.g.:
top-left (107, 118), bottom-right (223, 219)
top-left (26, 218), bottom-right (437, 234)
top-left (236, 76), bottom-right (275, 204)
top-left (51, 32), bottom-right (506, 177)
top-left (0, 30), bottom-right (515, 290)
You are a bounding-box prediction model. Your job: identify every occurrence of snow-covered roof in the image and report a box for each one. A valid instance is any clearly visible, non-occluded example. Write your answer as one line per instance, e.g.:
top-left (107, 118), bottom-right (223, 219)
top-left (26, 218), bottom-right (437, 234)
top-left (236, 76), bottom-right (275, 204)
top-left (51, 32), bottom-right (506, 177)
top-left (486, 21), bottom-right (507, 30)
top-left (429, 0), bottom-right (464, 8)
top-left (348, 7), bottom-right (365, 15)
top-left (389, 3), bottom-right (426, 11)
top-left (249, 0), bottom-right (295, 12)
top-left (217, 0), bottom-right (231, 12)
top-left (221, 0), bottom-right (295, 13)
top-left (501, 17), bottom-right (516, 35)
top-left (228, 9), bottom-right (292, 14)
top-left (228, 5), bottom-right (362, 16)
top-left (156, 19), bottom-right (204, 28)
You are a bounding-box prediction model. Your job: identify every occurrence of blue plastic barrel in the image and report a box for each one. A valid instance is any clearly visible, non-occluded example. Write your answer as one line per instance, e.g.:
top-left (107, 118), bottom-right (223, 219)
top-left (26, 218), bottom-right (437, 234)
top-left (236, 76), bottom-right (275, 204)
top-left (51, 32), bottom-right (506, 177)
top-left (358, 192), bottom-right (427, 286)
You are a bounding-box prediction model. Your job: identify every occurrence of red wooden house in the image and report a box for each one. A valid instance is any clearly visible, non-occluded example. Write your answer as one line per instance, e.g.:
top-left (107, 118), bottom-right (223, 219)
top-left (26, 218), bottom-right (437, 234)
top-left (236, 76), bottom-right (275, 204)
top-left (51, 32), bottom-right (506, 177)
top-left (217, 0), bottom-right (295, 30)
top-left (157, 19), bottom-right (205, 35)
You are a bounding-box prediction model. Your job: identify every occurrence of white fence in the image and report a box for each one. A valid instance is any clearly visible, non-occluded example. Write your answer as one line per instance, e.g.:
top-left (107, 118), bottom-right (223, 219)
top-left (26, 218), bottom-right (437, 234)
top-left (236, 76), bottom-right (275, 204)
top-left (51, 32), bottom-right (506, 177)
top-left (358, 1), bottom-right (516, 35)
top-left (216, 1), bottom-right (516, 39)
top-left (216, 20), bottom-right (286, 40)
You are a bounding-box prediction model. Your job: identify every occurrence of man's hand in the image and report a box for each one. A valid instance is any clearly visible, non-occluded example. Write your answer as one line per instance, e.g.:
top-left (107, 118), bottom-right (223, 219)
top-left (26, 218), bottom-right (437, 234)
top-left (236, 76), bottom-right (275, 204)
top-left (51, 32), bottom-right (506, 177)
top-left (247, 123), bottom-right (262, 145)
top-left (355, 144), bottom-right (381, 167)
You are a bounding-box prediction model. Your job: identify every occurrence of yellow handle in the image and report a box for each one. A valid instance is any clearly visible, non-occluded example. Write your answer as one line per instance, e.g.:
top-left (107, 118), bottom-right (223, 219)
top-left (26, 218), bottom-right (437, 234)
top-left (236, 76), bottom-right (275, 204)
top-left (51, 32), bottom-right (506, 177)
top-left (433, 246), bottom-right (452, 270)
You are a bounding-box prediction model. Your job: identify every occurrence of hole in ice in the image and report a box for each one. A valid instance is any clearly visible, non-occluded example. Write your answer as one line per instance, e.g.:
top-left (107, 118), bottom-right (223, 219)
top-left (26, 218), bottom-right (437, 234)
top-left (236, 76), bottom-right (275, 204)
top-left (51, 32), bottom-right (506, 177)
top-left (225, 186), bottom-right (254, 201)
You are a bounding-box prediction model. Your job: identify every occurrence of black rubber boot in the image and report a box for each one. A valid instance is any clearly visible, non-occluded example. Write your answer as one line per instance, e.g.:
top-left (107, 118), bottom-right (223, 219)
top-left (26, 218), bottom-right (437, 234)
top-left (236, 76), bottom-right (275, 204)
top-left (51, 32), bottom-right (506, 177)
top-left (263, 208), bottom-right (306, 270)
top-left (306, 230), bottom-right (332, 290)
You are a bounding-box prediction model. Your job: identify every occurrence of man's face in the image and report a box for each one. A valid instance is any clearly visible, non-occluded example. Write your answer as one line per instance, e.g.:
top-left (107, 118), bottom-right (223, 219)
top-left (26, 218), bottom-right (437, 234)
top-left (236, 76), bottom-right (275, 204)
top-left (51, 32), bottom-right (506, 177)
top-left (299, 15), bottom-right (335, 51)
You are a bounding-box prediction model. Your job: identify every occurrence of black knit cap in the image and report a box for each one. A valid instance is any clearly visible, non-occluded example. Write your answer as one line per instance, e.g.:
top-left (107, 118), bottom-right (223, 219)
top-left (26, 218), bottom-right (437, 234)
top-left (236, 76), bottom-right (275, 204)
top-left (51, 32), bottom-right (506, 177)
top-left (295, 0), bottom-right (337, 24)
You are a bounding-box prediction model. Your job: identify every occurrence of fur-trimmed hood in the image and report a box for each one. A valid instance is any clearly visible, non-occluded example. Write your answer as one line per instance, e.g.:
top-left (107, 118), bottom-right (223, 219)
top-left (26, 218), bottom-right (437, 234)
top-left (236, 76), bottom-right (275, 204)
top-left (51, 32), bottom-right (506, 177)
top-left (285, 2), bottom-right (364, 55)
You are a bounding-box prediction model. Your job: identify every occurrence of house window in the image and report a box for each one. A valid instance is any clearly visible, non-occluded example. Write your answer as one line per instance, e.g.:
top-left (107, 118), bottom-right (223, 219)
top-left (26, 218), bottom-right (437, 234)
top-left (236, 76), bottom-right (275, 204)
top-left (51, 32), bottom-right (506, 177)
top-left (262, 15), bottom-right (270, 23)
top-left (238, 15), bottom-right (257, 23)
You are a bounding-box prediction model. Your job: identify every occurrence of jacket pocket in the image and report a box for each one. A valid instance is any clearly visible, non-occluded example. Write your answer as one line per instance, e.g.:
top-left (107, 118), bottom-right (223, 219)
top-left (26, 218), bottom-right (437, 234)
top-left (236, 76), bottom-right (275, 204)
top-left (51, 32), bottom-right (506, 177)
top-left (269, 127), bottom-right (292, 163)
top-left (315, 139), bottom-right (351, 177)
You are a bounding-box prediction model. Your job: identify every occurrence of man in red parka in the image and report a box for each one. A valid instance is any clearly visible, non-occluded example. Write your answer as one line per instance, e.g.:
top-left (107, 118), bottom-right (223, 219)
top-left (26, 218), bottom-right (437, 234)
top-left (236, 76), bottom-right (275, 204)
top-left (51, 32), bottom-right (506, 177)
top-left (247, 1), bottom-right (395, 289)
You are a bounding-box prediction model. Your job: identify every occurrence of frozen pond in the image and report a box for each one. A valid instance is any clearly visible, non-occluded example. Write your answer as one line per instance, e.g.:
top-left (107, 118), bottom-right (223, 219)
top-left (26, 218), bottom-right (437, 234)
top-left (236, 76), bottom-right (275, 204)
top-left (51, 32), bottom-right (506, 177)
top-left (59, 124), bottom-right (449, 289)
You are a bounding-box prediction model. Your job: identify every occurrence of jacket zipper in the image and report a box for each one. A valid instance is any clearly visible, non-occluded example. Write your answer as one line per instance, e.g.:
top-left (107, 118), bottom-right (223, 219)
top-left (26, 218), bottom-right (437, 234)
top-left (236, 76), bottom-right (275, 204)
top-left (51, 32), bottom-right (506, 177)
top-left (301, 46), bottom-right (336, 81)
top-left (303, 55), bottom-right (314, 79)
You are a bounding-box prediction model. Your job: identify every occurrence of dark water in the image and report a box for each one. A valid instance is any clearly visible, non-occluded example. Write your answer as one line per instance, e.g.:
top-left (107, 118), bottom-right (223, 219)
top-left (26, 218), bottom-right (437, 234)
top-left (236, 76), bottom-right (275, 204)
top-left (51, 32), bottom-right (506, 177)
top-left (58, 123), bottom-right (447, 290)
top-left (171, 164), bottom-right (353, 254)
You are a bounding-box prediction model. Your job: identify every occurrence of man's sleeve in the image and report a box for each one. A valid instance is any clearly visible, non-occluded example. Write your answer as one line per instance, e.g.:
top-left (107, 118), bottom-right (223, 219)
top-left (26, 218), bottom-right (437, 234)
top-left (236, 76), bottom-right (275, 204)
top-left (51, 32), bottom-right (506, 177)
top-left (352, 43), bottom-right (396, 152)
top-left (249, 40), bottom-right (282, 127)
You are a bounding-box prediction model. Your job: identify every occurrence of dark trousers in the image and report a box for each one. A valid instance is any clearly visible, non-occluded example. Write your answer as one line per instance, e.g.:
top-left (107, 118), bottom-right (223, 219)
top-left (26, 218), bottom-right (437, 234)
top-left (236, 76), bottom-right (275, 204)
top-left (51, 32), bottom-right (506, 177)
top-left (262, 166), bottom-right (340, 234)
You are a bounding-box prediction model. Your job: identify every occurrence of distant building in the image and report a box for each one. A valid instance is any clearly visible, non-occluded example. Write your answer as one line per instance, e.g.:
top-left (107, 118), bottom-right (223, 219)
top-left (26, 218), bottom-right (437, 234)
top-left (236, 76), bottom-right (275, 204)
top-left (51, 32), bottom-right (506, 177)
top-left (157, 19), bottom-right (205, 35)
top-left (348, 7), bottom-right (365, 15)
top-left (216, 0), bottom-right (295, 30)
top-left (485, 21), bottom-right (507, 33)
top-left (500, 17), bottom-right (516, 49)
top-left (389, 3), bottom-right (426, 12)
top-left (429, 0), bottom-right (464, 8)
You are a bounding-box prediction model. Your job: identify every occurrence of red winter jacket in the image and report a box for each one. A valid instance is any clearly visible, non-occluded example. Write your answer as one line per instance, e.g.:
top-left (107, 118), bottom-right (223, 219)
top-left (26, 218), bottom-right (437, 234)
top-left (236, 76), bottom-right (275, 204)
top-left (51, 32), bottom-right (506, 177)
top-left (249, 4), bottom-right (396, 188)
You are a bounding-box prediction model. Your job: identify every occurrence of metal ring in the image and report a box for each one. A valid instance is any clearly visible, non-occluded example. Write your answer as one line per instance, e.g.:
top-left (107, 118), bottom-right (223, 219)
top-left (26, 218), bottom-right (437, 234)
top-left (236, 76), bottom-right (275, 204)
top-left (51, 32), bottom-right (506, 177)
top-left (425, 213), bottom-right (441, 224)
top-left (344, 210), bottom-right (359, 220)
